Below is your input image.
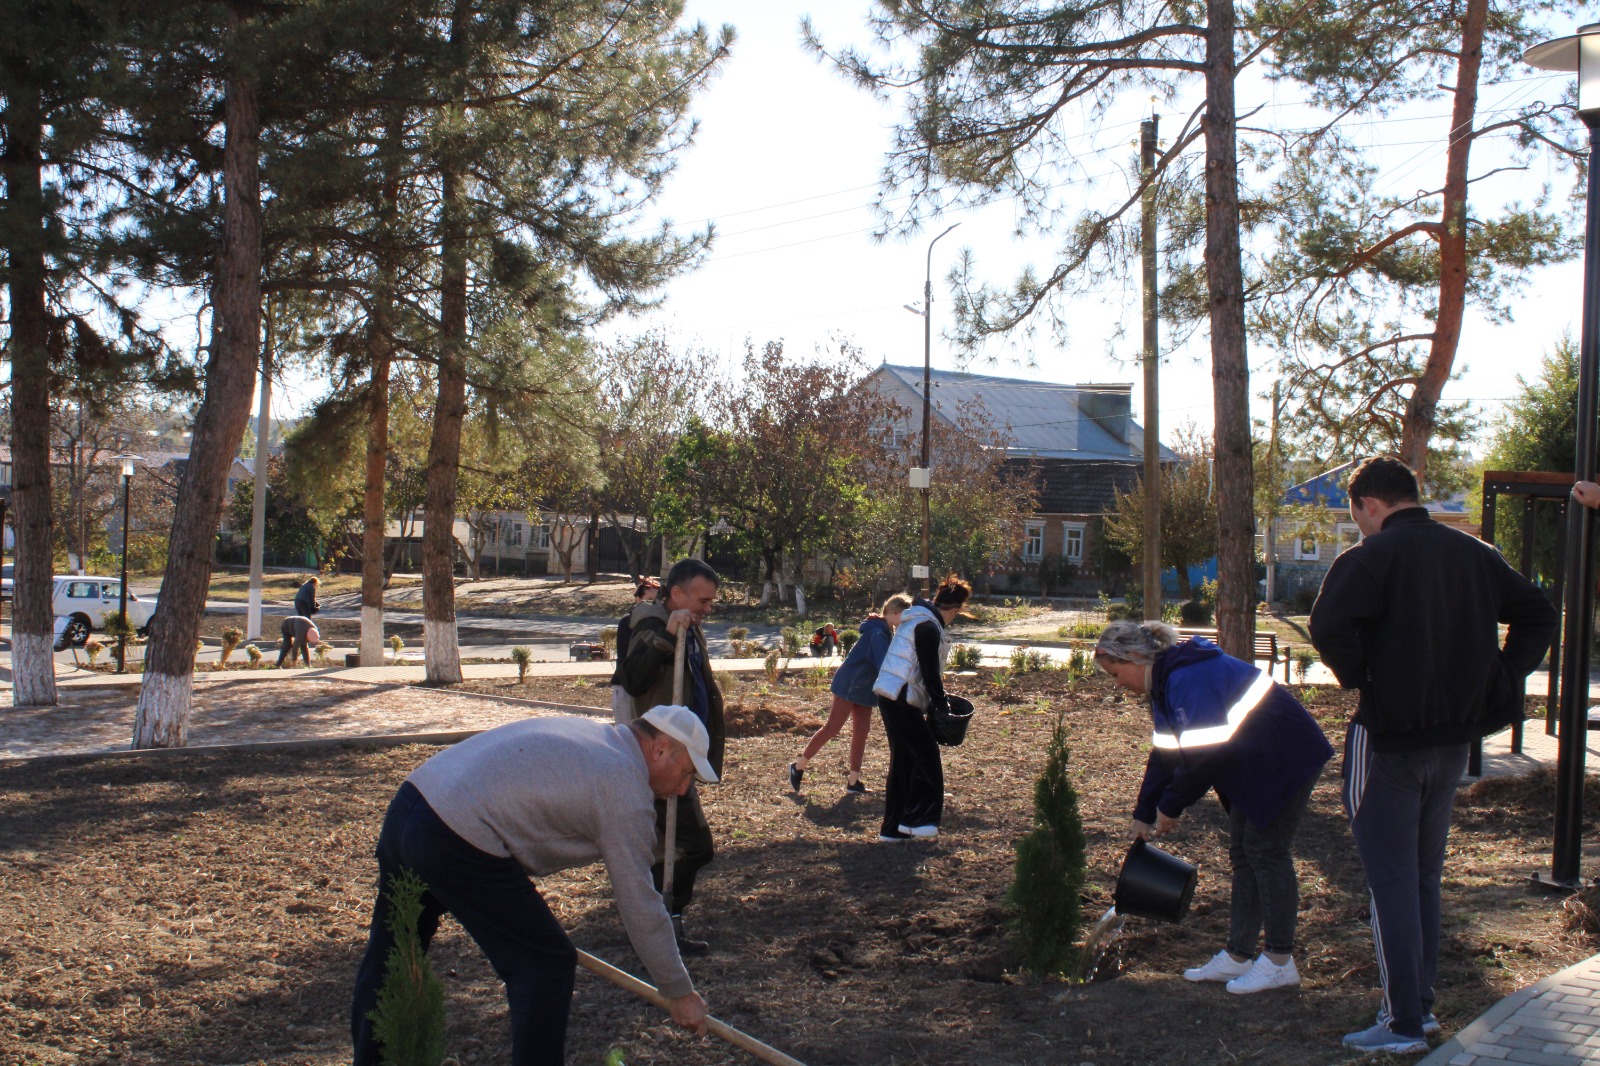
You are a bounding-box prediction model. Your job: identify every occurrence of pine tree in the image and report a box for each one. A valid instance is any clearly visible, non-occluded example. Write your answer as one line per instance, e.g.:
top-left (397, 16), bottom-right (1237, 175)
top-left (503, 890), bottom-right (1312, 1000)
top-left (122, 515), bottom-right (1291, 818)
top-left (367, 870), bottom-right (447, 1066)
top-left (1007, 713), bottom-right (1088, 978)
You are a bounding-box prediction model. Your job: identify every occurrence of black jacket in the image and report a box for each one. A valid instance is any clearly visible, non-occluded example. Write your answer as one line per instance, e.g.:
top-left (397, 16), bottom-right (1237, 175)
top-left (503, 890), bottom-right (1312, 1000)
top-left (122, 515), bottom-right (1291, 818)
top-left (1308, 507), bottom-right (1557, 750)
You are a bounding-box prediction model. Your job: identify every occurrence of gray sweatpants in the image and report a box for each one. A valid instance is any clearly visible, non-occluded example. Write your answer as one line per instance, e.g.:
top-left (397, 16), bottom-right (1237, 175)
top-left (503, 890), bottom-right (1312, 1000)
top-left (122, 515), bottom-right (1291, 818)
top-left (1342, 722), bottom-right (1468, 1039)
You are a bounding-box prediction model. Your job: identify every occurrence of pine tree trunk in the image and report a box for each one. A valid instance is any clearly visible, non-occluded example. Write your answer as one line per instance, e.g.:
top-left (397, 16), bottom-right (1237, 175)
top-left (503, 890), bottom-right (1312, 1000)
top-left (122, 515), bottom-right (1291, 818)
top-left (2, 84), bottom-right (59, 708)
top-left (422, 158), bottom-right (466, 686)
top-left (134, 43), bottom-right (263, 747)
top-left (1204, 0), bottom-right (1256, 660)
top-left (1398, 0), bottom-right (1485, 474)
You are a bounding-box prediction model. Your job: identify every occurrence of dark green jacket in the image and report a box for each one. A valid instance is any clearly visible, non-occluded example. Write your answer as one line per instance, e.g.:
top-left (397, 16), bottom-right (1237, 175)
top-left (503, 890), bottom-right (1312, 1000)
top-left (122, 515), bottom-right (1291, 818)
top-left (618, 601), bottom-right (726, 777)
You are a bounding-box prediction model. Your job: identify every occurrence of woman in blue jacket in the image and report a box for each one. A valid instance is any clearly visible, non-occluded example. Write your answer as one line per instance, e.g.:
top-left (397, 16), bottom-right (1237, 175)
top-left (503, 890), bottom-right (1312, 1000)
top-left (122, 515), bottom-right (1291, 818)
top-left (788, 594), bottom-right (912, 794)
top-left (1095, 620), bottom-right (1333, 996)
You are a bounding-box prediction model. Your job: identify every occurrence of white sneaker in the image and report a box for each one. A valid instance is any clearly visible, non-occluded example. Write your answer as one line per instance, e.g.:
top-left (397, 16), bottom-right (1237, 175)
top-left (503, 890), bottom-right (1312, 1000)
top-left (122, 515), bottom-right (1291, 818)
top-left (1183, 950), bottom-right (1252, 983)
top-left (1225, 955), bottom-right (1300, 994)
top-left (897, 823), bottom-right (939, 839)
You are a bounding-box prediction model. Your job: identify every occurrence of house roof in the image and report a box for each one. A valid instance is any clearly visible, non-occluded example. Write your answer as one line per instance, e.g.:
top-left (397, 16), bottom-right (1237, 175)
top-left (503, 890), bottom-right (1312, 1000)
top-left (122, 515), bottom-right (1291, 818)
top-left (1283, 461), bottom-right (1470, 515)
top-left (1026, 457), bottom-right (1145, 514)
top-left (867, 363), bottom-right (1177, 462)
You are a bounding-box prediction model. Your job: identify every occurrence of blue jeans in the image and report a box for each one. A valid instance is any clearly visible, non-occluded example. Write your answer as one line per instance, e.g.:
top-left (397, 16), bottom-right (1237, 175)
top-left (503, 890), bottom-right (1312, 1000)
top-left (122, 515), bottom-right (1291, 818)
top-left (1226, 777), bottom-right (1316, 957)
top-left (351, 782), bottom-right (577, 1066)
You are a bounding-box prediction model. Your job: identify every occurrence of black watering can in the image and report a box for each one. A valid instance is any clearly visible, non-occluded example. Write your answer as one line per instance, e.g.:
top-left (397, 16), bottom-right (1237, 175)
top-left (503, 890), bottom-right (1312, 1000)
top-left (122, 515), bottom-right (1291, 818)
top-left (1113, 838), bottom-right (1198, 923)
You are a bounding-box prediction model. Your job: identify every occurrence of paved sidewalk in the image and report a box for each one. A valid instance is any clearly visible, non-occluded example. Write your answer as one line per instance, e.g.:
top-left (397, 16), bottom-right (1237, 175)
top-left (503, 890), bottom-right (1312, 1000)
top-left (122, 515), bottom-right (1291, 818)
top-left (1422, 956), bottom-right (1600, 1065)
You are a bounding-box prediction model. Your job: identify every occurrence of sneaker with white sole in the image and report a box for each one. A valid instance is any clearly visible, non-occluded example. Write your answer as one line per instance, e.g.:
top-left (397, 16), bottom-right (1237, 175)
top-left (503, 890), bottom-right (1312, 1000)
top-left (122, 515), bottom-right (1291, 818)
top-left (1340, 1023), bottom-right (1429, 1055)
top-left (897, 823), bottom-right (939, 839)
top-left (1225, 955), bottom-right (1300, 994)
top-left (1377, 1007), bottom-right (1442, 1037)
top-left (1183, 950), bottom-right (1252, 983)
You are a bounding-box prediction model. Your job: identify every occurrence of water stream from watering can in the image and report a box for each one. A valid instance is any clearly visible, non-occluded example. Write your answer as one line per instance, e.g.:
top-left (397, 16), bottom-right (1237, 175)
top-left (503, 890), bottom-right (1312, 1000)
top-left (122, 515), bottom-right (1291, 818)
top-left (1074, 905), bottom-right (1128, 982)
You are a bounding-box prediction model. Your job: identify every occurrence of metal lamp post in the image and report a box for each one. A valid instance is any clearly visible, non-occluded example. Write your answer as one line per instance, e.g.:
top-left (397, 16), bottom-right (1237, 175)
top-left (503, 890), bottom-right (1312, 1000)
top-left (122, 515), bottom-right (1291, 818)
top-left (111, 454), bottom-right (140, 672)
top-left (1525, 23), bottom-right (1600, 890)
top-left (904, 222), bottom-right (961, 595)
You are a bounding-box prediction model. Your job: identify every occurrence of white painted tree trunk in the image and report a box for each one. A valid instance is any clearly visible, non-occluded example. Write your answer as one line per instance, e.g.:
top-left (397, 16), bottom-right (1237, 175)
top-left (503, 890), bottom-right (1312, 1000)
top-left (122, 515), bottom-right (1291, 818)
top-left (133, 670), bottom-right (192, 749)
top-left (793, 583), bottom-right (807, 617)
top-left (11, 633), bottom-right (57, 707)
top-left (759, 581), bottom-right (774, 607)
top-left (360, 605), bottom-right (384, 667)
top-left (424, 619), bottom-right (462, 685)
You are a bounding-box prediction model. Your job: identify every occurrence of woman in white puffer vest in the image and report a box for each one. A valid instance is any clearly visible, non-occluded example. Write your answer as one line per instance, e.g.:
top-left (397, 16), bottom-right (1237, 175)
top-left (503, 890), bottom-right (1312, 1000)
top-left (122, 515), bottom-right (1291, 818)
top-left (871, 576), bottom-right (971, 842)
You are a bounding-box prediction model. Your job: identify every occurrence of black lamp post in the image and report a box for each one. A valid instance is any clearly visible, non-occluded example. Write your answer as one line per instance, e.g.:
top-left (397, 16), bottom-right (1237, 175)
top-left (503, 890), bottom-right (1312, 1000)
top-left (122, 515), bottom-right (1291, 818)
top-left (111, 454), bottom-right (141, 672)
top-left (903, 222), bottom-right (961, 595)
top-left (1525, 23), bottom-right (1600, 890)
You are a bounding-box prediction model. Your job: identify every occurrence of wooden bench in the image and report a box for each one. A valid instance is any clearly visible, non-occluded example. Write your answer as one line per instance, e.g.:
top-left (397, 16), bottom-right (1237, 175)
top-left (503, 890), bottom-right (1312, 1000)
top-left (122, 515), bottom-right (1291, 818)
top-left (1176, 628), bottom-right (1292, 683)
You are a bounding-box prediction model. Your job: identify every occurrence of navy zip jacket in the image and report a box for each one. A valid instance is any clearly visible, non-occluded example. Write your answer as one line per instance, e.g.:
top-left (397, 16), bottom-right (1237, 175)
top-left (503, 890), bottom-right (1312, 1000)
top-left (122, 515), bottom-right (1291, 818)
top-left (1133, 639), bottom-right (1333, 831)
top-left (830, 616), bottom-right (894, 706)
top-left (1308, 507), bottom-right (1558, 751)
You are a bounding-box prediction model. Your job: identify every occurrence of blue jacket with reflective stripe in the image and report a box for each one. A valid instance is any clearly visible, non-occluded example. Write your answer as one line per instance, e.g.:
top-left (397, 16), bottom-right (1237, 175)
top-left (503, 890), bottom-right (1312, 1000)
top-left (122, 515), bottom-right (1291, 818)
top-left (1133, 638), bottom-right (1333, 830)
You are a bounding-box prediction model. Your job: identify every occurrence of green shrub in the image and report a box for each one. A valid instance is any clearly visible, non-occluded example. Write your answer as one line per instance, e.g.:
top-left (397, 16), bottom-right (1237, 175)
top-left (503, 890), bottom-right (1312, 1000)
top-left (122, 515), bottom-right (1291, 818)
top-left (1068, 647), bottom-right (1092, 679)
top-left (599, 625), bottom-right (618, 655)
top-left (511, 646), bottom-right (532, 683)
top-left (1059, 619), bottom-right (1104, 640)
top-left (1178, 600), bottom-right (1213, 626)
top-left (102, 611), bottom-right (136, 642)
top-left (1007, 713), bottom-right (1088, 977)
top-left (780, 626), bottom-right (803, 658)
top-left (313, 641), bottom-right (330, 665)
top-left (727, 626), bottom-right (750, 643)
top-left (1293, 646), bottom-right (1317, 683)
top-left (389, 634), bottom-right (405, 655)
top-left (245, 643), bottom-right (262, 666)
top-left (949, 644), bottom-right (983, 671)
top-left (85, 638), bottom-right (105, 667)
top-left (763, 647), bottom-right (780, 683)
top-left (1009, 647), bottom-right (1029, 673)
top-left (367, 870), bottom-right (447, 1066)
top-left (839, 627), bottom-right (860, 653)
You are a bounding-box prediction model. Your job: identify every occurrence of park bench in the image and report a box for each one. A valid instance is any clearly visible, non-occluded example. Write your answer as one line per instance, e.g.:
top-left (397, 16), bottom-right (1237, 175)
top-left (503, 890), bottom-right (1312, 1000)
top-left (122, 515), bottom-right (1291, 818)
top-left (1176, 628), bottom-right (1292, 683)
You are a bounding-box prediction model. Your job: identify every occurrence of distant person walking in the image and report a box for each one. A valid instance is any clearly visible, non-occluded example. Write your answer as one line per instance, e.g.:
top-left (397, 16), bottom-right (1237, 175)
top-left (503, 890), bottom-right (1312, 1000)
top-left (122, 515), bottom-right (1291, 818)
top-left (1310, 456), bottom-right (1557, 1055)
top-left (788, 594), bottom-right (912, 794)
top-left (872, 577), bottom-right (970, 842)
top-left (1094, 620), bottom-right (1332, 995)
top-left (294, 576), bottom-right (321, 617)
top-left (610, 577), bottom-right (660, 725)
top-left (277, 615), bottom-right (320, 668)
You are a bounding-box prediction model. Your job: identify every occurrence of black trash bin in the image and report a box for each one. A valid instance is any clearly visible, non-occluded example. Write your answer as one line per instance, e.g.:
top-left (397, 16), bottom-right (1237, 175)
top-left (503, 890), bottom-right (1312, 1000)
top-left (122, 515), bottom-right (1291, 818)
top-left (1113, 838), bottom-right (1198, 923)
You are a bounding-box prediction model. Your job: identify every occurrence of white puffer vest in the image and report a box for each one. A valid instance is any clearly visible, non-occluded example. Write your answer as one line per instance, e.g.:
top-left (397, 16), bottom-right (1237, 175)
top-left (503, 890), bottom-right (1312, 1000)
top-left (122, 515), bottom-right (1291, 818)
top-left (872, 604), bottom-right (951, 709)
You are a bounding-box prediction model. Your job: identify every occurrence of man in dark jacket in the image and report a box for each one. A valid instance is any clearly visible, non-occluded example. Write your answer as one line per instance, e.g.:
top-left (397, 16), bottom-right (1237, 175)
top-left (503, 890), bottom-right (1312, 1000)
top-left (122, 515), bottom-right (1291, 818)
top-left (1310, 456), bottom-right (1557, 1055)
top-left (618, 558), bottom-right (724, 955)
top-left (294, 576), bottom-right (321, 617)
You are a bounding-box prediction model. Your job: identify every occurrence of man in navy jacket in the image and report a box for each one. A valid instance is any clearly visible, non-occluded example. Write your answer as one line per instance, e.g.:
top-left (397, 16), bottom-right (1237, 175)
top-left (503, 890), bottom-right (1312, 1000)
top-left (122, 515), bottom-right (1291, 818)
top-left (1310, 456), bottom-right (1556, 1055)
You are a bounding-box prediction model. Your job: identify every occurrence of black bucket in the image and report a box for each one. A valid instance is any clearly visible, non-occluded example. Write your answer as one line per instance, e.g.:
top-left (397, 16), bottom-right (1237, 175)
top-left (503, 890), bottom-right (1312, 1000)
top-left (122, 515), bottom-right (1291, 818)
top-left (931, 695), bottom-right (974, 747)
top-left (1113, 839), bottom-right (1198, 923)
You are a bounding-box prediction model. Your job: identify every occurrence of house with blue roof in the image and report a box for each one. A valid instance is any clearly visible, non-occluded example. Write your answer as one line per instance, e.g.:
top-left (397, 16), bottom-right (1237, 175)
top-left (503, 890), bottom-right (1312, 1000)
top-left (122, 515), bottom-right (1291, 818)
top-left (862, 363), bottom-right (1178, 594)
top-left (1267, 460), bottom-right (1477, 606)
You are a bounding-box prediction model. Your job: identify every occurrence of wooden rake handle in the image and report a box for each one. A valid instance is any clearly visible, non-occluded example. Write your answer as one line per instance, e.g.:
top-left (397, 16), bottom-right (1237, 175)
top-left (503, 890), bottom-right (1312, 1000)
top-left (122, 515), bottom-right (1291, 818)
top-left (576, 949), bottom-right (807, 1066)
top-left (662, 626), bottom-right (688, 914)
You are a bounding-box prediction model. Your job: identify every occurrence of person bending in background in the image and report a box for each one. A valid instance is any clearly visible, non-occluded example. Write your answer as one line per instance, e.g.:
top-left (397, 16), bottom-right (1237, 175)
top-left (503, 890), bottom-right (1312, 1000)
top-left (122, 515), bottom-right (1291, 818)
top-left (277, 615), bottom-right (320, 668)
top-left (788, 593), bottom-right (911, 794)
top-left (871, 577), bottom-right (970, 843)
top-left (1094, 619), bottom-right (1332, 995)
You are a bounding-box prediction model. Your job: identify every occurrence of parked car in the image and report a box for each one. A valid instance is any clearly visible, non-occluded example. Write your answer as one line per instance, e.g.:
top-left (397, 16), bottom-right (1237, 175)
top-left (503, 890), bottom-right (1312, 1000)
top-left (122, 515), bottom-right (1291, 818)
top-left (1, 563), bottom-right (11, 601)
top-left (53, 577), bottom-right (158, 648)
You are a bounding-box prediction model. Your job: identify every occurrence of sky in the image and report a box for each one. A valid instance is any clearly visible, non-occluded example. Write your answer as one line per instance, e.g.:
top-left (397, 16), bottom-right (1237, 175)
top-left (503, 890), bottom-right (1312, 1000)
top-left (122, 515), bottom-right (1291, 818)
top-left (589, 0), bottom-right (1589, 452)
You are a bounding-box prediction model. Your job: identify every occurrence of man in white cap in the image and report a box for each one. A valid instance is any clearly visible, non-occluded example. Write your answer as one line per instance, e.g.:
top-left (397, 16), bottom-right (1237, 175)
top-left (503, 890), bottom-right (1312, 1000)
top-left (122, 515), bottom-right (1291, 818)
top-left (351, 705), bottom-right (716, 1066)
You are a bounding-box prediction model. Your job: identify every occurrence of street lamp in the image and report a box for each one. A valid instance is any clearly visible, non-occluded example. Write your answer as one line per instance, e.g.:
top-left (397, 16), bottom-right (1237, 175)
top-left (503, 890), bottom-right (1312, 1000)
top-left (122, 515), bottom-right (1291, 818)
top-left (111, 454), bottom-right (143, 672)
top-left (904, 221), bottom-right (961, 595)
top-left (1525, 23), bottom-right (1600, 890)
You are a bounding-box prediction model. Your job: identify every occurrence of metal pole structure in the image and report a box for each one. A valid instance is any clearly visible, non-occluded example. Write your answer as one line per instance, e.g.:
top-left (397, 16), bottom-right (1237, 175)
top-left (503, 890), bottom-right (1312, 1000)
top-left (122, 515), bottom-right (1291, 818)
top-left (1526, 23), bottom-right (1599, 891)
top-left (1264, 381), bottom-right (1281, 605)
top-left (915, 222), bottom-right (961, 596)
top-left (114, 456), bottom-right (135, 672)
top-left (1140, 114), bottom-right (1162, 620)
top-left (247, 305), bottom-right (273, 641)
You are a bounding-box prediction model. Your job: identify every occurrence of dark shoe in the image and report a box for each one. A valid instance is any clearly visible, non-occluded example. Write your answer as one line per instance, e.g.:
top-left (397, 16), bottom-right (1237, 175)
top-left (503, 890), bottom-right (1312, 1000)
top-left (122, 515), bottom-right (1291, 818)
top-left (845, 777), bottom-right (868, 794)
top-left (671, 915), bottom-right (710, 956)
top-left (787, 762), bottom-right (803, 791)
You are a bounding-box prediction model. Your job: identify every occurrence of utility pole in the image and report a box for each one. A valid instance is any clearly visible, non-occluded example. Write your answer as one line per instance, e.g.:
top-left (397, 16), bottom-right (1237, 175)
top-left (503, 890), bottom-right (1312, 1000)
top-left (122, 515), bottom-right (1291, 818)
top-left (1140, 113), bottom-right (1162, 620)
top-left (1264, 380), bottom-right (1281, 606)
top-left (246, 299), bottom-right (273, 641)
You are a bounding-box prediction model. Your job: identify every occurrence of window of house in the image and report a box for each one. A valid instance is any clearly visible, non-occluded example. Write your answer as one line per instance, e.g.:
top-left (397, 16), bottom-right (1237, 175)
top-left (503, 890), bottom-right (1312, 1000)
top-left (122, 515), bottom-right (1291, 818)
top-left (1061, 522), bottom-right (1085, 566)
top-left (1023, 522), bottom-right (1045, 562)
top-left (510, 523), bottom-right (522, 547)
top-left (536, 523), bottom-right (551, 550)
top-left (1295, 536), bottom-right (1319, 561)
top-left (888, 427), bottom-right (909, 449)
top-left (1337, 522), bottom-right (1360, 553)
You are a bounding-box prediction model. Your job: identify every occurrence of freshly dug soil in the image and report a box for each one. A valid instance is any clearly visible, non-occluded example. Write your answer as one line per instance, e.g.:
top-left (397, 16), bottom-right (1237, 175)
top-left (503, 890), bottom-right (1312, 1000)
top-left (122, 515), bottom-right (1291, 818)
top-left (1, 673), bottom-right (1594, 1066)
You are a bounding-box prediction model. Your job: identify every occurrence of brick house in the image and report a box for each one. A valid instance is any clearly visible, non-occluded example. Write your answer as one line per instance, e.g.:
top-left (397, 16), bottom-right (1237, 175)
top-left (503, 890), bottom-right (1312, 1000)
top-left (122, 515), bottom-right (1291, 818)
top-left (861, 363), bottom-right (1176, 595)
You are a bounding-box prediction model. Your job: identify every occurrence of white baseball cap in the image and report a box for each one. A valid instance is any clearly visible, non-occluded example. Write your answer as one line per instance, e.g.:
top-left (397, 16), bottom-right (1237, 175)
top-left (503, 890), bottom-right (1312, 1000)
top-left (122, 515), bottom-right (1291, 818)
top-left (640, 705), bottom-right (718, 784)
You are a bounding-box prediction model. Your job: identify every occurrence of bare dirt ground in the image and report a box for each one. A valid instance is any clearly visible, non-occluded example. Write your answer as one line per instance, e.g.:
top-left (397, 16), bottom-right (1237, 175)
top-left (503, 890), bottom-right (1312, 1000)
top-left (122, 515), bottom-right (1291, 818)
top-left (2, 673), bottom-right (1596, 1066)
